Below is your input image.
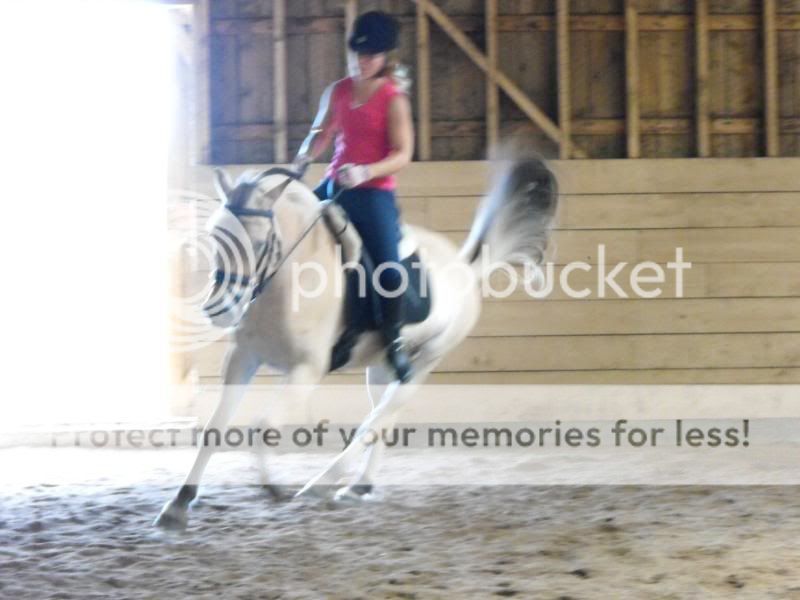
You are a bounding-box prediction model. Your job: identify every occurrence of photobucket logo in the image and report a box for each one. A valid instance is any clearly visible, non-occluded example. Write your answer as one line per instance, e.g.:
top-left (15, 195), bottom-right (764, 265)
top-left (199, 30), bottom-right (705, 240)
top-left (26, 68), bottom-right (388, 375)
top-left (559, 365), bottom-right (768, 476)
top-left (290, 244), bottom-right (692, 308)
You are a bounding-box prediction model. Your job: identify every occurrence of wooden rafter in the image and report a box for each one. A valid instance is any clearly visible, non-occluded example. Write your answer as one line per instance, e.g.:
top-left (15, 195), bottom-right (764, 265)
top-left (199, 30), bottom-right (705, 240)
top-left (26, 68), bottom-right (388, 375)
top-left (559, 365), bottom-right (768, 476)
top-left (345, 0), bottom-right (357, 75)
top-left (485, 0), bottom-right (499, 150)
top-left (695, 0), bottom-right (710, 157)
top-left (193, 0), bottom-right (210, 164)
top-left (556, 0), bottom-right (571, 159)
top-left (416, 0), bottom-right (431, 160)
top-left (212, 14), bottom-right (800, 36)
top-left (763, 0), bottom-right (780, 157)
top-left (413, 0), bottom-right (586, 157)
top-left (625, 0), bottom-right (640, 158)
top-left (273, 0), bottom-right (287, 163)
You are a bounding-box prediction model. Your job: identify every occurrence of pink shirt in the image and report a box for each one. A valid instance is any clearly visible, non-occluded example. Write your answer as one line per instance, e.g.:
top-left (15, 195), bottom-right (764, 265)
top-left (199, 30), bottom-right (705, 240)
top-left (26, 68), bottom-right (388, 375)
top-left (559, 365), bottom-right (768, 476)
top-left (326, 76), bottom-right (403, 191)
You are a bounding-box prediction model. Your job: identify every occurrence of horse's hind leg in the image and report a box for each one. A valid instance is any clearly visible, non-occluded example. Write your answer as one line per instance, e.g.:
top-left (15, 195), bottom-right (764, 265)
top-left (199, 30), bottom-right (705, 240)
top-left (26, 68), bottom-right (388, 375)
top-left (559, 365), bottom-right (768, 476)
top-left (296, 362), bottom-right (431, 500)
top-left (336, 361), bottom-right (438, 501)
top-left (334, 364), bottom-right (394, 499)
top-left (154, 345), bottom-right (260, 530)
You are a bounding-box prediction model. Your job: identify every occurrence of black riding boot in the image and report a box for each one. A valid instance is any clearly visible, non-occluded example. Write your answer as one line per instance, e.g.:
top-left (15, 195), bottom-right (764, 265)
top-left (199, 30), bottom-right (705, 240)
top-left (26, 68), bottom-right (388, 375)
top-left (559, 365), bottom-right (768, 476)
top-left (381, 295), bottom-right (413, 383)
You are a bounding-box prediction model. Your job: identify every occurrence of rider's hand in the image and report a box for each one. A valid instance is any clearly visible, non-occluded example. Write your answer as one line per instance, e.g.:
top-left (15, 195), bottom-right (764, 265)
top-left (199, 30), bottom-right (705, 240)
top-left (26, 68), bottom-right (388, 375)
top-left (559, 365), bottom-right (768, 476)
top-left (337, 163), bottom-right (371, 189)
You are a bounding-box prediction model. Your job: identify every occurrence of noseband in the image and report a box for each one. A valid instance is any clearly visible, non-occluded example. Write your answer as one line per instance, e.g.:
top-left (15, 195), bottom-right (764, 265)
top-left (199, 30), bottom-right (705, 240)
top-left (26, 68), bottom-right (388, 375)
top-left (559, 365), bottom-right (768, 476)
top-left (207, 168), bottom-right (297, 318)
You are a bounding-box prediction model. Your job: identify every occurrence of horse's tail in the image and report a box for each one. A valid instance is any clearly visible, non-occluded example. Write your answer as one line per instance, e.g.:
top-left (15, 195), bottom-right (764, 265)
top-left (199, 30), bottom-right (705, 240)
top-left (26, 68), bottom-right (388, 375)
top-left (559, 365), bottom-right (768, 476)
top-left (458, 153), bottom-right (558, 276)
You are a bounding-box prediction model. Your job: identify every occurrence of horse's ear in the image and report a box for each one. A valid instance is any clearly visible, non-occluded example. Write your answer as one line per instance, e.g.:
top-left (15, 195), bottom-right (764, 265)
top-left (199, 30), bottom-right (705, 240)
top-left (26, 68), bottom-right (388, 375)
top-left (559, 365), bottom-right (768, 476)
top-left (213, 168), bottom-right (235, 203)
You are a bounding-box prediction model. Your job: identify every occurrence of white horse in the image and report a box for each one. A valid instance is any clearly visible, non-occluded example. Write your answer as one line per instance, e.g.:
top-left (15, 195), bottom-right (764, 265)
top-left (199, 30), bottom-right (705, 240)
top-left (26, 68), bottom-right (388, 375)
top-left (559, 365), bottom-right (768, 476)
top-left (155, 152), bottom-right (558, 529)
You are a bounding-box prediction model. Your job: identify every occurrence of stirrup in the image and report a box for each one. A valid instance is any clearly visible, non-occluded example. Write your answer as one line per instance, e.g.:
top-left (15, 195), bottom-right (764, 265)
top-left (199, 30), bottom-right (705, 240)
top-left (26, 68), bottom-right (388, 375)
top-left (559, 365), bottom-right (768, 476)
top-left (386, 338), bottom-right (412, 383)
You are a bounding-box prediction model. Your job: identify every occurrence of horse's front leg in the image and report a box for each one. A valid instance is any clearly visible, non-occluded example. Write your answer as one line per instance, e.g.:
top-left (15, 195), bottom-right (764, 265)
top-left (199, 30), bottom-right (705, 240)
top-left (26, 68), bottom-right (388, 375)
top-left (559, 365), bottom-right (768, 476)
top-left (154, 344), bottom-right (260, 530)
top-left (253, 361), bottom-right (326, 500)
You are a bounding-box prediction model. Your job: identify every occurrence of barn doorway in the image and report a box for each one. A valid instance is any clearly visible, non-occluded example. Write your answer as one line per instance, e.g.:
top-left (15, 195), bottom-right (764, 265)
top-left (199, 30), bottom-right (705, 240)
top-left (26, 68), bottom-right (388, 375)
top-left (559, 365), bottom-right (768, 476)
top-left (0, 1), bottom-right (189, 429)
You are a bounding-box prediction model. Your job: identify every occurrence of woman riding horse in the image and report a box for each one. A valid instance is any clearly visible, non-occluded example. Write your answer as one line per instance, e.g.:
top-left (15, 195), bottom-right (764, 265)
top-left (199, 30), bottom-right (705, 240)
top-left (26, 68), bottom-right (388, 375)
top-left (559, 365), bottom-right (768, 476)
top-left (293, 10), bottom-right (414, 383)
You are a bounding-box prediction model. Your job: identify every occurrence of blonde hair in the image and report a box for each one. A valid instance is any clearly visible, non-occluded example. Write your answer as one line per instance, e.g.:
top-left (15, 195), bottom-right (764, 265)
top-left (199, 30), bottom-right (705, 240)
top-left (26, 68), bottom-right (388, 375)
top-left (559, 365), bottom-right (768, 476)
top-left (348, 50), bottom-right (411, 94)
top-left (380, 51), bottom-right (411, 94)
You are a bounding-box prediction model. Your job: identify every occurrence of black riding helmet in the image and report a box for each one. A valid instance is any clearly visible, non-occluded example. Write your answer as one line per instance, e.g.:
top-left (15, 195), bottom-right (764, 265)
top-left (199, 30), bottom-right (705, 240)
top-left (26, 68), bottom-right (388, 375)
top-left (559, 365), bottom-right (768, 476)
top-left (348, 11), bottom-right (399, 54)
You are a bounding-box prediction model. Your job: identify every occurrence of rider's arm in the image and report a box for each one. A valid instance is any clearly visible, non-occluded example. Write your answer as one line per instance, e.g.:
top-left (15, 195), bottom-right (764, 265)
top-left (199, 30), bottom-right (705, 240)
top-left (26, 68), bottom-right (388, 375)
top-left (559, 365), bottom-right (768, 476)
top-left (295, 82), bottom-right (338, 162)
top-left (364, 93), bottom-right (414, 179)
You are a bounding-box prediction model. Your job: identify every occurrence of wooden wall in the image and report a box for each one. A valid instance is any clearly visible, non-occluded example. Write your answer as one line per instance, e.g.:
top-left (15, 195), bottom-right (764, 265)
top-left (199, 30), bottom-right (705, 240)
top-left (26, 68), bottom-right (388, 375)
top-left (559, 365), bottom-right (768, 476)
top-left (191, 158), bottom-right (800, 385)
top-left (205, 0), bottom-right (800, 162)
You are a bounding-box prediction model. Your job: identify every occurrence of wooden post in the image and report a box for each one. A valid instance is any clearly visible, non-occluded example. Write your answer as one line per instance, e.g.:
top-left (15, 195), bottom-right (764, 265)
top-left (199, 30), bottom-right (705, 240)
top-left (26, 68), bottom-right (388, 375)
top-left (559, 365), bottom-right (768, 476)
top-left (625, 0), bottom-right (640, 158)
top-left (763, 0), bottom-right (780, 157)
top-left (416, 0), bottom-right (432, 160)
top-left (556, 0), bottom-right (571, 159)
top-left (695, 0), bottom-right (710, 157)
top-left (345, 0), bottom-right (358, 76)
top-left (486, 0), bottom-right (499, 150)
top-left (273, 0), bottom-right (287, 163)
top-left (192, 0), bottom-right (210, 164)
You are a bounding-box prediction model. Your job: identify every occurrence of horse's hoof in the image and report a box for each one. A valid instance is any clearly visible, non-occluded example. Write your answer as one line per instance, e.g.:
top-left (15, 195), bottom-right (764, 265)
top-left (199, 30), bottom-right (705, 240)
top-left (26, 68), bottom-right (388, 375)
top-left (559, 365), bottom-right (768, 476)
top-left (153, 502), bottom-right (188, 531)
top-left (333, 485), bottom-right (381, 504)
top-left (262, 484), bottom-right (291, 503)
top-left (333, 486), bottom-right (363, 504)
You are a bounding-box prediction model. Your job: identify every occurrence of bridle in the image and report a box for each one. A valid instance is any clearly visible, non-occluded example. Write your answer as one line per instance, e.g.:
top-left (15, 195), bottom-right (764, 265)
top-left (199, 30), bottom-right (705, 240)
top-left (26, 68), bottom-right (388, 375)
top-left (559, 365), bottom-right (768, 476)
top-left (206, 167), bottom-right (345, 319)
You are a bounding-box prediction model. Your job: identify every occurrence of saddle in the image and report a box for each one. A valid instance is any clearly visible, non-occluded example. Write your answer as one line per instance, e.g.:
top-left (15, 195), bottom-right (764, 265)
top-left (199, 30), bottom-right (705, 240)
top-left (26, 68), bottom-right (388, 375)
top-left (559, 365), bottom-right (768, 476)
top-left (324, 211), bottom-right (433, 373)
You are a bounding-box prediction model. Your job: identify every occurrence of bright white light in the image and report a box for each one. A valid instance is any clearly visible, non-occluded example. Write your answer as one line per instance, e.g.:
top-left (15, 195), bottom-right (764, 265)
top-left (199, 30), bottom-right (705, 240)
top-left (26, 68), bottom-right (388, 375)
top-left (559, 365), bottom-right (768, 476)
top-left (0, 1), bottom-right (178, 426)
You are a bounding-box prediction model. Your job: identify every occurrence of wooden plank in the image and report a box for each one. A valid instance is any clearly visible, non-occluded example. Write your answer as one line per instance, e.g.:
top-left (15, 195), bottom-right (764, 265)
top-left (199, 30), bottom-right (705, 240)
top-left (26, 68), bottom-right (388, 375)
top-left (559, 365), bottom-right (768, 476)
top-left (210, 15), bottom-right (800, 36)
top-left (213, 117), bottom-right (793, 143)
top-left (407, 191), bottom-right (800, 231)
top-left (696, 0), bottom-right (711, 156)
top-left (416, 0), bottom-right (431, 160)
top-left (556, 0), bottom-right (571, 159)
top-left (418, 0), bottom-right (586, 156)
top-left (195, 333), bottom-right (800, 374)
top-left (344, 0), bottom-right (357, 75)
top-left (625, 0), bottom-right (641, 158)
top-left (764, 0), bottom-right (781, 156)
top-left (193, 159), bottom-right (800, 195)
top-left (472, 298), bottom-right (800, 336)
top-left (438, 333), bottom-right (800, 372)
top-left (192, 0), bottom-right (211, 164)
top-left (486, 0), bottom-right (499, 150)
top-left (212, 368), bottom-right (800, 385)
top-left (479, 262), bottom-right (800, 301)
top-left (443, 227), bottom-right (800, 264)
top-left (273, 0), bottom-right (287, 163)
top-left (191, 259), bottom-right (800, 302)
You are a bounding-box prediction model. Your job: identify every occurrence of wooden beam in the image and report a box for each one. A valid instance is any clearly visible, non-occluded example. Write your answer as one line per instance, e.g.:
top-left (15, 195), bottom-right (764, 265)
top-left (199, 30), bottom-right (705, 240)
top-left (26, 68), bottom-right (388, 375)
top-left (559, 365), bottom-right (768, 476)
top-left (192, 0), bottom-right (210, 164)
top-left (212, 118), bottom-right (795, 142)
top-left (344, 1), bottom-right (357, 76)
top-left (272, 0), bottom-right (287, 163)
top-left (695, 0), bottom-right (710, 157)
top-left (416, 0), bottom-right (431, 160)
top-left (763, 0), bottom-right (780, 157)
top-left (485, 0), bottom-right (499, 151)
top-left (416, 0), bottom-right (586, 157)
top-left (556, 0), bottom-right (571, 159)
top-left (211, 14), bottom-right (800, 36)
top-left (624, 0), bottom-right (640, 158)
